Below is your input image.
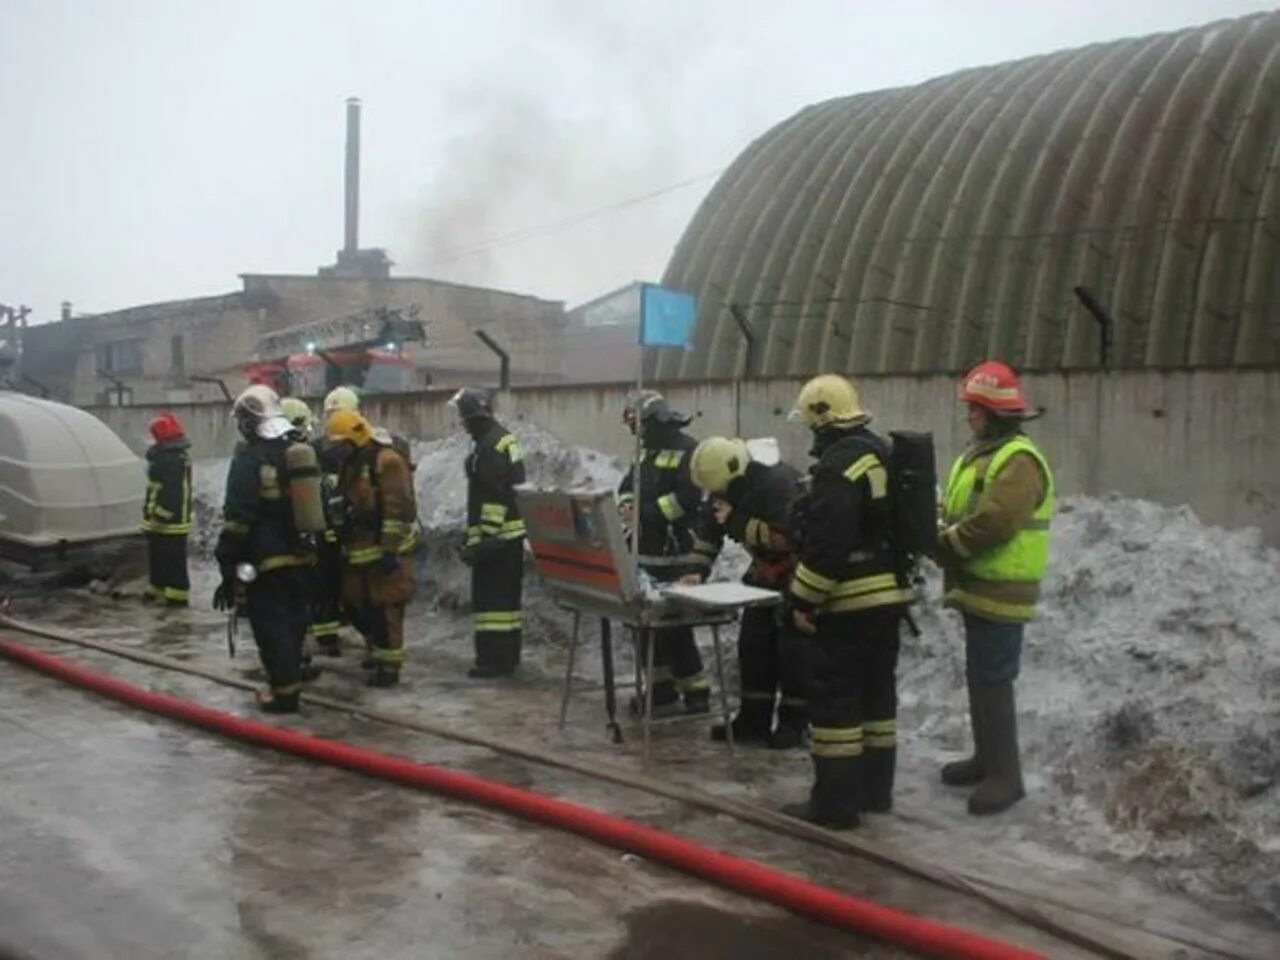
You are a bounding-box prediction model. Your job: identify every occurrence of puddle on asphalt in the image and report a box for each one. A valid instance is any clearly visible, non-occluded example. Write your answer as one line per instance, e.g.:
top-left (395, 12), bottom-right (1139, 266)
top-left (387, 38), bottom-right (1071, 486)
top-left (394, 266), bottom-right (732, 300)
top-left (609, 900), bottom-right (873, 959)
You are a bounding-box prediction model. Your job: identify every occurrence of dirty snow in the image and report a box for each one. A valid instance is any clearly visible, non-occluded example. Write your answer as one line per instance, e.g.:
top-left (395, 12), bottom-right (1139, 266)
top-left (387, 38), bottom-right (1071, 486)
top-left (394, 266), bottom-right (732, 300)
top-left (190, 430), bottom-right (1280, 921)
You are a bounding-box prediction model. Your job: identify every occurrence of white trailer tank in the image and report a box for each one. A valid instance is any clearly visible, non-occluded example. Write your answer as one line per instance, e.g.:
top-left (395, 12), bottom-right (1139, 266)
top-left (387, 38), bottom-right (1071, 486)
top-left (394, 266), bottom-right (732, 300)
top-left (0, 392), bottom-right (143, 565)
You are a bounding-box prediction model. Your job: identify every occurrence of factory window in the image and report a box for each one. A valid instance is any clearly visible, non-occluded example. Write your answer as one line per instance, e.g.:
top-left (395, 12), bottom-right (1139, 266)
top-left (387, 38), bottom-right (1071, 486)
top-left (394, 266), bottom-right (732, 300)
top-left (171, 334), bottom-right (185, 375)
top-left (97, 339), bottom-right (143, 375)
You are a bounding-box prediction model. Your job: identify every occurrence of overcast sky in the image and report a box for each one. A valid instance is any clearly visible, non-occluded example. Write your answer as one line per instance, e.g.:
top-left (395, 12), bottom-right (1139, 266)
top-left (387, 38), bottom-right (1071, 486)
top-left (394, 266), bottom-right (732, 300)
top-left (1, 0), bottom-right (1271, 322)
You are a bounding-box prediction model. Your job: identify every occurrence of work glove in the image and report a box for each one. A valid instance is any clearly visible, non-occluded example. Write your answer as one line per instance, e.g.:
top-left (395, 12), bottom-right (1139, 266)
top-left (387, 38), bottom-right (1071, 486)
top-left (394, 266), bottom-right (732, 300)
top-left (379, 552), bottom-right (401, 575)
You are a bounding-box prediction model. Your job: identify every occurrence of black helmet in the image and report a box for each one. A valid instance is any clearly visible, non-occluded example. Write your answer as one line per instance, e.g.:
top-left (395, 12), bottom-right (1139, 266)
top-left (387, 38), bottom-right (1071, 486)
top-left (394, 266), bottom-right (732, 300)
top-left (448, 386), bottom-right (493, 422)
top-left (623, 390), bottom-right (691, 431)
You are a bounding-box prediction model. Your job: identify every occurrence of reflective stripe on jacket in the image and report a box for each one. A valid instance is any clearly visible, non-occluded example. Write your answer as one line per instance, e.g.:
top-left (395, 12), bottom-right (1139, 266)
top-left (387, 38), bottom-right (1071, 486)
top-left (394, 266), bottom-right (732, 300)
top-left (788, 428), bottom-right (915, 616)
top-left (142, 440), bottom-right (193, 535)
top-left (340, 444), bottom-right (419, 565)
top-left (465, 422), bottom-right (527, 547)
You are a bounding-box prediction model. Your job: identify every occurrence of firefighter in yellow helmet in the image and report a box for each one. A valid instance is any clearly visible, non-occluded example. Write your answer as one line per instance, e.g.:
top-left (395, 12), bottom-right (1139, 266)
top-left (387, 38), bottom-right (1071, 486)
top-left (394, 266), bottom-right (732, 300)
top-left (327, 409), bottom-right (419, 686)
top-left (936, 361), bottom-right (1054, 816)
top-left (781, 374), bottom-right (914, 829)
top-left (685, 436), bottom-right (807, 747)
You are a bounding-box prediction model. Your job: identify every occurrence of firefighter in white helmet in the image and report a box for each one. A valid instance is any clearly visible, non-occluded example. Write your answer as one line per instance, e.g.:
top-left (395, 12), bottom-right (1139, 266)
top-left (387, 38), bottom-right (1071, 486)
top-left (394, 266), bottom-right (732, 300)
top-left (213, 384), bottom-right (315, 713)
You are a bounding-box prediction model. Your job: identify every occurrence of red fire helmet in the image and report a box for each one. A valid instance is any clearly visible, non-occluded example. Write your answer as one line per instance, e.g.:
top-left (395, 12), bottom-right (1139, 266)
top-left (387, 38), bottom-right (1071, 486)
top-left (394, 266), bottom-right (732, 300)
top-left (149, 412), bottom-right (185, 444)
top-left (959, 361), bottom-right (1029, 414)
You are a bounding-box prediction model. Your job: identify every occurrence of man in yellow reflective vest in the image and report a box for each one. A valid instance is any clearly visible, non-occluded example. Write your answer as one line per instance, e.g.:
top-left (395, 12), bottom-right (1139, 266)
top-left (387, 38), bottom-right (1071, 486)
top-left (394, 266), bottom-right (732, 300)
top-left (937, 361), bottom-right (1055, 815)
top-left (327, 409), bottom-right (419, 688)
top-left (782, 375), bottom-right (915, 830)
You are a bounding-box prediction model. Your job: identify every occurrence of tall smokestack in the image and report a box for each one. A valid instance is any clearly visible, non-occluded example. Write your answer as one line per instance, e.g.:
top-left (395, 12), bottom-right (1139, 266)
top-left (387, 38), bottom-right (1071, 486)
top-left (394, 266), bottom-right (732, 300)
top-left (344, 97), bottom-right (361, 253)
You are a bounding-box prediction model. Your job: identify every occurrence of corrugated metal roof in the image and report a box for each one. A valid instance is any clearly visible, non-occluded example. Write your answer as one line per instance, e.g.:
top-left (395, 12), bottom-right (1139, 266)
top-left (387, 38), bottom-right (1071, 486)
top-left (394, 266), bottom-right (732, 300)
top-left (656, 13), bottom-right (1280, 379)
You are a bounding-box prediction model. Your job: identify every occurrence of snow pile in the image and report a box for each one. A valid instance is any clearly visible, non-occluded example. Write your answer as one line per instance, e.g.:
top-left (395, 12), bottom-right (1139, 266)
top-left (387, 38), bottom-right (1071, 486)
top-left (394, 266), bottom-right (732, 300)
top-left (190, 440), bottom-right (1279, 917)
top-left (410, 422), bottom-right (622, 615)
top-left (902, 494), bottom-right (1280, 920)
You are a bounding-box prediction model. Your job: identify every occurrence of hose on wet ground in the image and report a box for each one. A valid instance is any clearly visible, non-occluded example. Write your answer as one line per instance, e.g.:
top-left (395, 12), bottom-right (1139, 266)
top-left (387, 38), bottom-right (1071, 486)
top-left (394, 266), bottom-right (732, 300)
top-left (0, 634), bottom-right (1041, 960)
top-left (0, 613), bottom-right (1178, 959)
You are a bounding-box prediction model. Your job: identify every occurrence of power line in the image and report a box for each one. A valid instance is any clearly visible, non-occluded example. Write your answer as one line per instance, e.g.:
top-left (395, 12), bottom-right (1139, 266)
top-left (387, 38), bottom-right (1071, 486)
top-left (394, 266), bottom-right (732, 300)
top-left (422, 168), bottom-right (724, 264)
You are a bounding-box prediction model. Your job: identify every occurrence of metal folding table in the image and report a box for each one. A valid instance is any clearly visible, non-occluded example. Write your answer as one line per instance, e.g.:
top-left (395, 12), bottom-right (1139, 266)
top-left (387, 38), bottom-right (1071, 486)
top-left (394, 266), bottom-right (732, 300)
top-left (517, 486), bottom-right (780, 763)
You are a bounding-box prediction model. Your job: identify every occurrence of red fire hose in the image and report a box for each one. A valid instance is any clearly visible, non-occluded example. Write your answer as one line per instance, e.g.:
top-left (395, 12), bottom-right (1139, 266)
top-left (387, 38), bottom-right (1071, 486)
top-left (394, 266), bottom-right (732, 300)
top-left (0, 636), bottom-right (1044, 960)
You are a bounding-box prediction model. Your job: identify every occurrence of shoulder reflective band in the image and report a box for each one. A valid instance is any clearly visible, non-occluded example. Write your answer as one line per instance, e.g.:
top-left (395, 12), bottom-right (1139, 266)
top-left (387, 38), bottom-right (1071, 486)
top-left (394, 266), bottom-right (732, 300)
top-left (842, 453), bottom-right (887, 499)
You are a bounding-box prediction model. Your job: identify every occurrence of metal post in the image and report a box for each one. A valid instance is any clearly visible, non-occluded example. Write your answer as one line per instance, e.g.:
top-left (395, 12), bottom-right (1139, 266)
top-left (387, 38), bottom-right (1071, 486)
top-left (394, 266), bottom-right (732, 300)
top-left (558, 611), bottom-right (581, 730)
top-left (474, 329), bottom-right (510, 389)
top-left (728, 303), bottom-right (755, 438)
top-left (189, 375), bottom-right (232, 402)
top-left (1072, 285), bottom-right (1113, 370)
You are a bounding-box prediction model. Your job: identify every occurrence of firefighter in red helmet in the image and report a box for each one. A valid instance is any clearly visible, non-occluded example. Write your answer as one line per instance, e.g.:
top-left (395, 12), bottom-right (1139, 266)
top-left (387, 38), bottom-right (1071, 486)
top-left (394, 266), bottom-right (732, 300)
top-left (937, 361), bottom-right (1055, 816)
top-left (141, 412), bottom-right (193, 606)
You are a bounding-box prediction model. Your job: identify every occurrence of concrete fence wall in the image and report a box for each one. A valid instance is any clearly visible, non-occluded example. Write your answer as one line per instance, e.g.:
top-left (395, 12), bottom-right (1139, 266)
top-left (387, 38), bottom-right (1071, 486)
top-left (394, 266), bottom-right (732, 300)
top-left (88, 369), bottom-right (1280, 543)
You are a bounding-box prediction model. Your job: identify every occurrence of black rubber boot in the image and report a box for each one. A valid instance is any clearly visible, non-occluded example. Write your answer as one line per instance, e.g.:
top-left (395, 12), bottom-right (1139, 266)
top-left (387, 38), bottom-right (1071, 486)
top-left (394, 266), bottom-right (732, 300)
top-left (968, 681), bottom-right (1025, 816)
top-left (767, 703), bottom-right (808, 751)
top-left (467, 663), bottom-right (515, 679)
top-left (941, 683), bottom-right (986, 786)
top-left (682, 687), bottom-right (711, 716)
top-left (781, 755), bottom-right (861, 831)
top-left (630, 681), bottom-right (681, 718)
top-left (862, 747), bottom-right (896, 813)
top-left (367, 666), bottom-right (400, 688)
top-left (711, 701), bottom-right (772, 744)
top-left (300, 658), bottom-right (323, 683)
top-left (258, 690), bottom-right (301, 714)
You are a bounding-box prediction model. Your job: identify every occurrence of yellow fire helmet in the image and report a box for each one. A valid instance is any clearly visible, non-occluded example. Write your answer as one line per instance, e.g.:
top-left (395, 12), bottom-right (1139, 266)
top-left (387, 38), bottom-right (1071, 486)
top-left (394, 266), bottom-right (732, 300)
top-left (690, 436), bottom-right (751, 494)
top-left (280, 397), bottom-right (313, 431)
top-left (790, 374), bottom-right (869, 430)
top-left (323, 385), bottom-right (361, 416)
top-left (326, 409), bottom-right (374, 447)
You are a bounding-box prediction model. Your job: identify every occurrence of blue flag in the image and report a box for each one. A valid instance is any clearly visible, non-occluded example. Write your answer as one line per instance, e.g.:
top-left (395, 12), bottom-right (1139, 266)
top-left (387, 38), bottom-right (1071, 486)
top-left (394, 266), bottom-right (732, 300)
top-left (640, 284), bottom-right (696, 348)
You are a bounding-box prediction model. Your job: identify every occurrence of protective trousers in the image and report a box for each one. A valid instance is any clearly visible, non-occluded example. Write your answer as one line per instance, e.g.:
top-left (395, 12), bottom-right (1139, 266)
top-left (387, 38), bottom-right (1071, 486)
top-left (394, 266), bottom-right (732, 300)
top-left (636, 624), bottom-right (707, 705)
top-left (471, 539), bottom-right (524, 673)
top-left (246, 568), bottom-right (310, 696)
top-left (737, 606), bottom-right (808, 733)
top-left (808, 607), bottom-right (902, 822)
top-left (311, 537), bottom-right (345, 650)
top-left (343, 559), bottom-right (414, 674)
top-left (145, 532), bottom-right (190, 605)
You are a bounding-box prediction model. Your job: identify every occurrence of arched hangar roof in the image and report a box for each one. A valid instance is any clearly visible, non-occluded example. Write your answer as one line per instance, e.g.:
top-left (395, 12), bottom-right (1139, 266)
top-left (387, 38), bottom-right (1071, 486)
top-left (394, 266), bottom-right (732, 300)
top-left (656, 12), bottom-right (1280, 379)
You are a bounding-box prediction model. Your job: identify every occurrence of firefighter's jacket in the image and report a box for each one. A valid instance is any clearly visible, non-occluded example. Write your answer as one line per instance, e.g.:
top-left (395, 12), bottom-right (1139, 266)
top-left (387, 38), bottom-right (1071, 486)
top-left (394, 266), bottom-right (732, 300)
top-left (465, 419), bottom-right (526, 547)
top-left (691, 460), bottom-right (802, 588)
top-left (142, 438), bottom-right (192, 536)
top-left (938, 431), bottom-right (1054, 623)
top-left (215, 438), bottom-right (312, 573)
top-left (617, 427), bottom-right (701, 576)
top-left (788, 426), bottom-right (915, 616)
top-left (337, 442), bottom-right (419, 565)
top-left (315, 438), bottom-right (346, 547)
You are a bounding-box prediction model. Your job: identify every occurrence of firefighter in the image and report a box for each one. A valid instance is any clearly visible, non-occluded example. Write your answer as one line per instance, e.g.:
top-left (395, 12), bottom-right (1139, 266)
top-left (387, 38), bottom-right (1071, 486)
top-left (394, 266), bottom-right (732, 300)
top-left (141, 412), bottom-right (193, 606)
top-left (326, 409), bottom-right (418, 687)
top-left (282, 397), bottom-right (344, 658)
top-left (936, 361), bottom-right (1055, 816)
top-left (782, 375), bottom-right (915, 829)
top-left (452, 387), bottom-right (526, 678)
top-left (213, 385), bottom-right (315, 713)
top-left (685, 436), bottom-right (807, 747)
top-left (618, 391), bottom-right (711, 716)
